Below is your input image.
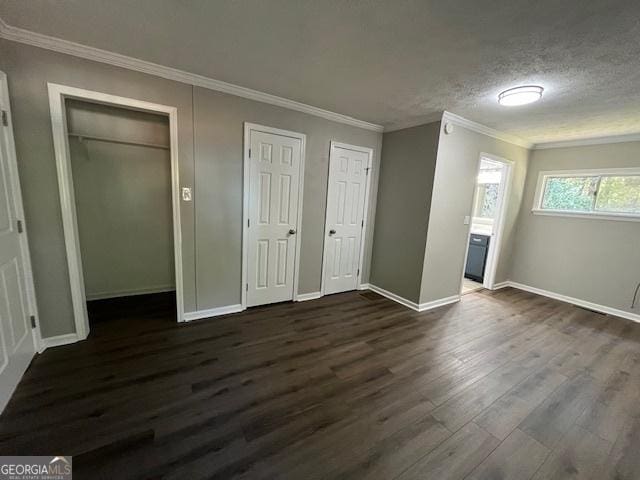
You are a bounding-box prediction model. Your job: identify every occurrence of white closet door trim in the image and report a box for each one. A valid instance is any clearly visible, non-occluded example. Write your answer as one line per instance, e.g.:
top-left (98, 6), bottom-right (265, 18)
top-left (242, 123), bottom-right (306, 309)
top-left (47, 83), bottom-right (185, 340)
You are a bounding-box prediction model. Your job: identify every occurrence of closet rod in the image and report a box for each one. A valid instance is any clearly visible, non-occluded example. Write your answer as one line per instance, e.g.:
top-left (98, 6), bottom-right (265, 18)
top-left (68, 132), bottom-right (170, 150)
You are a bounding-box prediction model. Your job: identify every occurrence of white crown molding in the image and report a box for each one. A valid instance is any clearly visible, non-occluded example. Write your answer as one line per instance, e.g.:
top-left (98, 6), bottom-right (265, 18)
top-left (442, 111), bottom-right (534, 149)
top-left (383, 115), bottom-right (445, 133)
top-left (0, 16), bottom-right (384, 133)
top-left (533, 132), bottom-right (640, 150)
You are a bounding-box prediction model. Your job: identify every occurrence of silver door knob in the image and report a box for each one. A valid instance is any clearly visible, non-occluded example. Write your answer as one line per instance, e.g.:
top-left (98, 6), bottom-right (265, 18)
top-left (289, 229), bottom-right (297, 235)
top-left (329, 229), bottom-right (336, 235)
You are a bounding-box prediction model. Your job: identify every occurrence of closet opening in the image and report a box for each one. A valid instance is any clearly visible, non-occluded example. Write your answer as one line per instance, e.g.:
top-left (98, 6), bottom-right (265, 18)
top-left (65, 99), bottom-right (176, 329)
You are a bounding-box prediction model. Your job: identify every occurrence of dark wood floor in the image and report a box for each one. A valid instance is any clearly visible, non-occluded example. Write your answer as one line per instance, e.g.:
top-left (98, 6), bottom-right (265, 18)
top-left (1, 288), bottom-right (640, 479)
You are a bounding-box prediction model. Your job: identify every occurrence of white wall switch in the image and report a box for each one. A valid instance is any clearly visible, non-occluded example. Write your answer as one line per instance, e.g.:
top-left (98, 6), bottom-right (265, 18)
top-left (182, 187), bottom-right (192, 202)
top-left (463, 215), bottom-right (471, 225)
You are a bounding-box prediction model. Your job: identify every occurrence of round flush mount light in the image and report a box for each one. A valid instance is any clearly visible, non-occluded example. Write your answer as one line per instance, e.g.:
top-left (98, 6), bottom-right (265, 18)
top-left (498, 85), bottom-right (544, 106)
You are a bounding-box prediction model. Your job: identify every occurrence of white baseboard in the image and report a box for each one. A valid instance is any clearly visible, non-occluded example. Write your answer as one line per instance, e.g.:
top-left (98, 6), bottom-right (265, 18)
top-left (492, 281), bottom-right (511, 290)
top-left (86, 286), bottom-right (175, 301)
top-left (358, 283), bottom-right (370, 290)
top-left (419, 295), bottom-right (461, 311)
top-left (296, 291), bottom-right (322, 302)
top-left (40, 333), bottom-right (81, 351)
top-left (502, 281), bottom-right (640, 323)
top-left (367, 284), bottom-right (460, 312)
top-left (183, 304), bottom-right (244, 322)
top-left (368, 284), bottom-right (420, 310)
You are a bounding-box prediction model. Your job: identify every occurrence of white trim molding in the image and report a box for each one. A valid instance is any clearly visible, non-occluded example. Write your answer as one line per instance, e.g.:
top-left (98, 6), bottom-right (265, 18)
top-left (500, 281), bottom-right (640, 324)
top-left (0, 16), bottom-right (383, 133)
top-left (183, 304), bottom-right (244, 322)
top-left (419, 295), bottom-right (461, 311)
top-left (296, 292), bottom-right (322, 302)
top-left (531, 167), bottom-right (640, 222)
top-left (442, 111), bottom-right (534, 149)
top-left (40, 333), bottom-right (81, 351)
top-left (368, 284), bottom-right (460, 312)
top-left (47, 83), bottom-right (185, 340)
top-left (533, 132), bottom-right (640, 150)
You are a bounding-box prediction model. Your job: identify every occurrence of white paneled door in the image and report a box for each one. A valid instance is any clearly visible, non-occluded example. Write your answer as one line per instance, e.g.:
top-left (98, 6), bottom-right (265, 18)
top-left (0, 72), bottom-right (36, 412)
top-left (322, 143), bottom-right (372, 295)
top-left (246, 126), bottom-right (304, 307)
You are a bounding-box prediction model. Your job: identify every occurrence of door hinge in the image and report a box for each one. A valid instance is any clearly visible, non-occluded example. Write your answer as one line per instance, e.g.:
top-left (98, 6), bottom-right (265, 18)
top-left (361, 219), bottom-right (364, 228)
top-left (248, 148), bottom-right (252, 158)
top-left (17, 219), bottom-right (23, 233)
top-left (30, 315), bottom-right (36, 329)
top-left (357, 268), bottom-right (360, 276)
top-left (247, 218), bottom-right (250, 227)
top-left (246, 283), bottom-right (249, 292)
top-left (1, 110), bottom-right (8, 127)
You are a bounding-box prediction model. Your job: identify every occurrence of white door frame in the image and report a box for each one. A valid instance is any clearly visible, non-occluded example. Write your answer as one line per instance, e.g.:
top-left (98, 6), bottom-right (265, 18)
top-left (242, 122), bottom-right (306, 309)
top-left (0, 71), bottom-right (41, 352)
top-left (48, 83), bottom-right (185, 341)
top-left (320, 141), bottom-right (374, 296)
top-left (460, 152), bottom-right (513, 293)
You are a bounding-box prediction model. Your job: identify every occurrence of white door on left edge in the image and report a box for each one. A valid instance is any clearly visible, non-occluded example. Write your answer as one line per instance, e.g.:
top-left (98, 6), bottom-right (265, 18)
top-left (0, 72), bottom-right (36, 412)
top-left (247, 129), bottom-right (302, 307)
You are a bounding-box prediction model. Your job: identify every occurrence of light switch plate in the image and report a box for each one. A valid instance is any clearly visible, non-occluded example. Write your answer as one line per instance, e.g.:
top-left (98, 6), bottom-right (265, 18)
top-left (463, 215), bottom-right (471, 225)
top-left (182, 187), bottom-right (192, 202)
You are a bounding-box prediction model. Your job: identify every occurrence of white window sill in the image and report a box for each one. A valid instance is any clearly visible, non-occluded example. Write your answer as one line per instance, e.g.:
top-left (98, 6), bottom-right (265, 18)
top-left (531, 209), bottom-right (640, 222)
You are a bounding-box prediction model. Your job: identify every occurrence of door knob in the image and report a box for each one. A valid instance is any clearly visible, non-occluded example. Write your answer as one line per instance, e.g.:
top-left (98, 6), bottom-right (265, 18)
top-left (288, 229), bottom-right (297, 235)
top-left (329, 229), bottom-right (336, 235)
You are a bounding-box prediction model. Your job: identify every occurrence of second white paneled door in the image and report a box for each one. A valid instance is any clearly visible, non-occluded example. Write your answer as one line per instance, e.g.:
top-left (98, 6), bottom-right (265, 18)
top-left (322, 142), bottom-right (373, 295)
top-left (245, 124), bottom-right (305, 307)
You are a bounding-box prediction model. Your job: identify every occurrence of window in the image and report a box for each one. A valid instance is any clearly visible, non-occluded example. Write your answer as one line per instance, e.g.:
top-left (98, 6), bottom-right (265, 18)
top-left (533, 168), bottom-right (640, 220)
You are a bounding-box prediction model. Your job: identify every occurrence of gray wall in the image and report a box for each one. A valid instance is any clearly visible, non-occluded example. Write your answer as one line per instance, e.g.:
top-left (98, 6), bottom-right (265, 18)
top-left (420, 123), bottom-right (530, 304)
top-left (67, 100), bottom-right (174, 299)
top-left (510, 142), bottom-right (640, 316)
top-left (370, 122), bottom-right (441, 303)
top-left (1, 39), bottom-right (381, 337)
top-left (192, 87), bottom-right (382, 309)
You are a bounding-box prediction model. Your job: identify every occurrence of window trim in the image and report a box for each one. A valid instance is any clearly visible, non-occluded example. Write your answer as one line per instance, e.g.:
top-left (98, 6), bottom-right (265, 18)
top-left (532, 167), bottom-right (640, 222)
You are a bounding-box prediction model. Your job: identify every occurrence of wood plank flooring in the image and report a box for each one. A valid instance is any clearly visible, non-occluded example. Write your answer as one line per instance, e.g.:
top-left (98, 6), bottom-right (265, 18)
top-left (1, 288), bottom-right (639, 479)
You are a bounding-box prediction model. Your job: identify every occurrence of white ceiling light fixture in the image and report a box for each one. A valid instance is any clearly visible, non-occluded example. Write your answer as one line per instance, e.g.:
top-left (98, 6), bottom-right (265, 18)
top-left (498, 85), bottom-right (544, 106)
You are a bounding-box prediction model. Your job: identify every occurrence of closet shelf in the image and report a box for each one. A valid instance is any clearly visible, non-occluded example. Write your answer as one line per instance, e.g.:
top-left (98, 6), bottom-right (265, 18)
top-left (68, 132), bottom-right (170, 150)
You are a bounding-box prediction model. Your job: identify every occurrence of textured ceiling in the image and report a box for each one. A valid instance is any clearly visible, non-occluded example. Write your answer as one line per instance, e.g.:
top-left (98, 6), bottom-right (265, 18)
top-left (1, 0), bottom-right (640, 143)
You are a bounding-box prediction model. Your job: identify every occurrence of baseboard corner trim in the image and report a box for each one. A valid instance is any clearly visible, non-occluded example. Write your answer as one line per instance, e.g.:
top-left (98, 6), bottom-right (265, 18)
top-left (183, 304), bottom-right (244, 322)
top-left (417, 295), bottom-right (460, 312)
top-left (492, 281), bottom-right (511, 290)
top-left (367, 284), bottom-right (420, 311)
top-left (505, 281), bottom-right (640, 324)
top-left (296, 292), bottom-right (322, 302)
top-left (357, 283), bottom-right (371, 290)
top-left (40, 333), bottom-right (81, 351)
